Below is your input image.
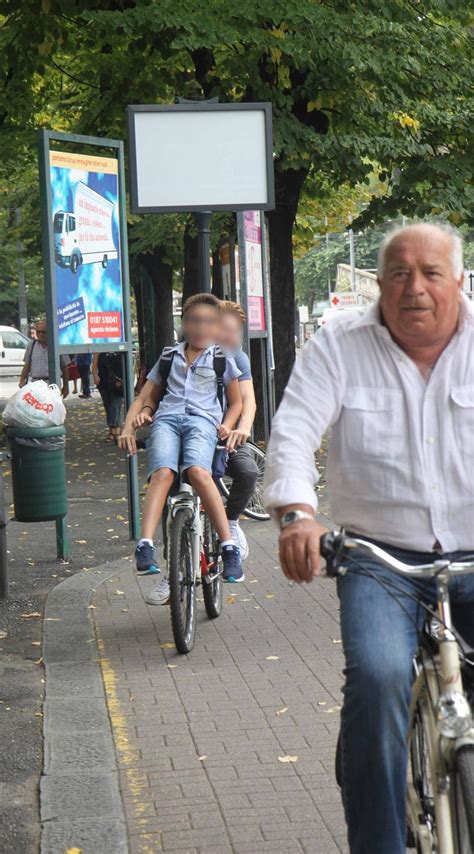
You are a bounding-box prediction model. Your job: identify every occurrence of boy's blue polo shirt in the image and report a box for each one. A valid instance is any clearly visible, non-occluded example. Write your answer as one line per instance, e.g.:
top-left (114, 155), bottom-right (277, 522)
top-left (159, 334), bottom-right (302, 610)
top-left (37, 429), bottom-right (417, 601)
top-left (147, 343), bottom-right (240, 428)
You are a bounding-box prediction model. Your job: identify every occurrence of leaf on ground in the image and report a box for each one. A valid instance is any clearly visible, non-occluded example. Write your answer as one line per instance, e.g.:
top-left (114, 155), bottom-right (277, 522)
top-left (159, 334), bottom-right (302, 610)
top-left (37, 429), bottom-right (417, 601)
top-left (249, 579), bottom-right (258, 584)
top-left (31, 641), bottom-right (41, 647)
top-left (226, 594), bottom-right (237, 605)
top-left (278, 755), bottom-right (298, 764)
top-left (276, 707), bottom-right (288, 716)
top-left (44, 617), bottom-right (61, 621)
top-left (121, 609), bottom-right (129, 613)
top-left (332, 639), bottom-right (342, 644)
top-left (241, 598), bottom-right (251, 602)
top-left (115, 515), bottom-right (125, 521)
top-left (266, 655), bottom-right (279, 661)
top-left (75, 540), bottom-right (87, 544)
top-left (159, 642), bottom-right (175, 649)
top-left (34, 657), bottom-right (44, 666)
top-left (0, 630), bottom-right (7, 639)
top-left (326, 705), bottom-right (342, 714)
top-left (20, 612), bottom-right (41, 619)
top-left (88, 605), bottom-right (96, 610)
top-left (265, 593), bottom-right (275, 599)
top-left (198, 755), bottom-right (207, 761)
top-left (317, 701), bottom-right (327, 706)
top-left (167, 664), bottom-right (177, 669)
top-left (65, 848), bottom-right (83, 854)
top-left (115, 590), bottom-right (125, 596)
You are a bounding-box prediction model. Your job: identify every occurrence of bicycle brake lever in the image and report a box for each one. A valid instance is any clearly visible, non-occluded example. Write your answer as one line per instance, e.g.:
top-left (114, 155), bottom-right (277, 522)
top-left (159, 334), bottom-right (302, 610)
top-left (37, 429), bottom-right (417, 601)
top-left (320, 531), bottom-right (346, 577)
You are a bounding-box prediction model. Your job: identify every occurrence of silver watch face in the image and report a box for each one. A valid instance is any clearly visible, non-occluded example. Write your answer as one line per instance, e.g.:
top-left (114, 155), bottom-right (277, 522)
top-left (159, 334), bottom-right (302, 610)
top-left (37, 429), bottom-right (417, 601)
top-left (281, 511), bottom-right (299, 525)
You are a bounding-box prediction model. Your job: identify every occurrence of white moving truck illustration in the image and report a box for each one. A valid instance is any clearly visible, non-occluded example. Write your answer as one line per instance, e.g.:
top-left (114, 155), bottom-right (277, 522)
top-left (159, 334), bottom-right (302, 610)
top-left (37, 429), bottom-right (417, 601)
top-left (53, 182), bottom-right (118, 274)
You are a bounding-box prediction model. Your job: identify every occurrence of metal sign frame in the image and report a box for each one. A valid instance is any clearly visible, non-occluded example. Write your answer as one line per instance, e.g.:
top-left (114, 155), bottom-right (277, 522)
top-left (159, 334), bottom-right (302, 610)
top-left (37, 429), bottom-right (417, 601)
top-left (127, 102), bottom-right (275, 214)
top-left (237, 212), bottom-right (275, 441)
top-left (38, 130), bottom-right (140, 547)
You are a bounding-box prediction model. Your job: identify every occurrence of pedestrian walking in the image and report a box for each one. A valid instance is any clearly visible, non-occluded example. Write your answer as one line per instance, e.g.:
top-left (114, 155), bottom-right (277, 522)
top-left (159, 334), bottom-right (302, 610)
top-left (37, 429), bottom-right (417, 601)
top-left (264, 222), bottom-right (474, 854)
top-left (68, 355), bottom-right (79, 394)
top-left (92, 352), bottom-right (124, 442)
top-left (19, 319), bottom-right (69, 397)
top-left (77, 353), bottom-right (92, 398)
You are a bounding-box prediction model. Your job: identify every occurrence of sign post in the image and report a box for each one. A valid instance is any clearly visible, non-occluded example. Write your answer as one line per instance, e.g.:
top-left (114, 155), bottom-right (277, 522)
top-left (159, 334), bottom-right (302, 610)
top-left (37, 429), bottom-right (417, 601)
top-left (38, 130), bottom-right (140, 556)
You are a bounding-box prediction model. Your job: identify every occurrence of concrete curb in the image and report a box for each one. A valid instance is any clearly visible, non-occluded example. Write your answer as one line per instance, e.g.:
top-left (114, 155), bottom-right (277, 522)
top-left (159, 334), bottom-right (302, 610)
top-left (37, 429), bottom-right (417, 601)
top-left (41, 560), bottom-right (131, 854)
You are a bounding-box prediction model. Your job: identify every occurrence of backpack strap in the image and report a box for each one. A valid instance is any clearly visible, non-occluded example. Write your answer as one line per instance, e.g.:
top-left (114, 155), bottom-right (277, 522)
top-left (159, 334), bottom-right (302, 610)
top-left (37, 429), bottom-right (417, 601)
top-left (213, 345), bottom-right (227, 410)
top-left (158, 346), bottom-right (177, 397)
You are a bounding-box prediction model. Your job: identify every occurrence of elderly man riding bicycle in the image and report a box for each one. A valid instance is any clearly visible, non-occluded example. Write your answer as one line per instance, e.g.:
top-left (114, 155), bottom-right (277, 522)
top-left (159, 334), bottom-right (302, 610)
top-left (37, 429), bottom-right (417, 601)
top-left (264, 222), bottom-right (474, 854)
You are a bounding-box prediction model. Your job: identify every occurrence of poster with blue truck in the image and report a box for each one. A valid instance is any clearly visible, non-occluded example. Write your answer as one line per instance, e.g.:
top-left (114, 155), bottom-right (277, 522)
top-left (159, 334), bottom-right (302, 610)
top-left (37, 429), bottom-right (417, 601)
top-left (50, 150), bottom-right (125, 345)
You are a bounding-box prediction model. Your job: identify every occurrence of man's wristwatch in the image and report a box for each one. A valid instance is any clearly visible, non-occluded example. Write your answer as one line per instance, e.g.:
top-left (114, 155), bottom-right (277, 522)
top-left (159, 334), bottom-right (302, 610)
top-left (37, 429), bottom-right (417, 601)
top-left (279, 510), bottom-right (315, 531)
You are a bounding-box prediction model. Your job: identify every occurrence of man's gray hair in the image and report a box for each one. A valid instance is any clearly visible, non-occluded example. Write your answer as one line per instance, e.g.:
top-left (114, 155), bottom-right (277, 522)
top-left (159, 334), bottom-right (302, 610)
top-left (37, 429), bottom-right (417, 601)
top-left (377, 222), bottom-right (464, 279)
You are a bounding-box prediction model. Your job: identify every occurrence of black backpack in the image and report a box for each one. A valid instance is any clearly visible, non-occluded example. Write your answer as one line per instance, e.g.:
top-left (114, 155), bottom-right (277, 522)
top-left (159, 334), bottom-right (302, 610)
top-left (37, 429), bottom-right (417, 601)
top-left (158, 345), bottom-right (227, 409)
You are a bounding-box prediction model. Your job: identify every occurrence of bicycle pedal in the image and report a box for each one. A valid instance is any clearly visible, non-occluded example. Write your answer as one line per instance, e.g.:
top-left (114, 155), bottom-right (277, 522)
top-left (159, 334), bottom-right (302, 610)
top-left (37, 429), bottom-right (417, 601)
top-left (203, 569), bottom-right (223, 585)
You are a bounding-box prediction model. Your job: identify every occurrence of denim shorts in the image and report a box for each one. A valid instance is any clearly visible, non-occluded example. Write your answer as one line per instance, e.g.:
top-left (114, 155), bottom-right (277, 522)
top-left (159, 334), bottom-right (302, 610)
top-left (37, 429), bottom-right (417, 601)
top-left (147, 413), bottom-right (218, 479)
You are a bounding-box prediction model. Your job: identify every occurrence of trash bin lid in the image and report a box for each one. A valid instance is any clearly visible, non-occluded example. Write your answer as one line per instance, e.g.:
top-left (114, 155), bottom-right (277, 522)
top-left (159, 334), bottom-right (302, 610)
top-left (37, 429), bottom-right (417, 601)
top-left (4, 425), bottom-right (66, 439)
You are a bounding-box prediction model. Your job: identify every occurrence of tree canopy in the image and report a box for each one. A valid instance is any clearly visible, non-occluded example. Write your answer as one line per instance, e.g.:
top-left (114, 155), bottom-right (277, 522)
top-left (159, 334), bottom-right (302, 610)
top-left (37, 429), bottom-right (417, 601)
top-left (0, 1), bottom-right (472, 394)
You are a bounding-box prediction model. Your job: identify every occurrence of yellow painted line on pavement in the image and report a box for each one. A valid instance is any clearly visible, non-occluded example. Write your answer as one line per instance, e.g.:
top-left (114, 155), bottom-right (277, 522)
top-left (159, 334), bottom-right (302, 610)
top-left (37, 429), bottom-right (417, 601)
top-left (96, 635), bottom-right (162, 852)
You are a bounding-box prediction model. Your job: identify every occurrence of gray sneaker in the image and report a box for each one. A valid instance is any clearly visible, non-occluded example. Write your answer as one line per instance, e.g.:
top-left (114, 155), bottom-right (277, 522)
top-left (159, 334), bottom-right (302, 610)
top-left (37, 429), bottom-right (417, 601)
top-left (145, 579), bottom-right (170, 605)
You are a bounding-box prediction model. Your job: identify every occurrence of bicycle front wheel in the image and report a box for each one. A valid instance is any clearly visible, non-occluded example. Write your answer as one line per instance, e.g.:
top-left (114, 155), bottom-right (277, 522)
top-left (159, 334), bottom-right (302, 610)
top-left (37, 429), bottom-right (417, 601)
top-left (452, 745), bottom-right (474, 853)
top-left (168, 507), bottom-right (196, 654)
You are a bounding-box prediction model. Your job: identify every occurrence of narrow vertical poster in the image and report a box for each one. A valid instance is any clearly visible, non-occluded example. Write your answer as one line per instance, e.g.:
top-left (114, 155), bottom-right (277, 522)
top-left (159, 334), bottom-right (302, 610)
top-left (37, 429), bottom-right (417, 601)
top-left (243, 211), bottom-right (266, 332)
top-left (50, 150), bottom-right (125, 345)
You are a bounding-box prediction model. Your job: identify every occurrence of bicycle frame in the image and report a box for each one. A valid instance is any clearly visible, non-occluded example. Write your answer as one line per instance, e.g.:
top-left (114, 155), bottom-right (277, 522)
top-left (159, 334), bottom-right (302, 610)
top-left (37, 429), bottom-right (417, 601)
top-left (407, 569), bottom-right (474, 854)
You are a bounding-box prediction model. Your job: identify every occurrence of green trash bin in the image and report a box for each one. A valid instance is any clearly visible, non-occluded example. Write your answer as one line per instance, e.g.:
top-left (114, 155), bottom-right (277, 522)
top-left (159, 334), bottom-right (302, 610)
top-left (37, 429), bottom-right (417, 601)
top-left (5, 426), bottom-right (67, 522)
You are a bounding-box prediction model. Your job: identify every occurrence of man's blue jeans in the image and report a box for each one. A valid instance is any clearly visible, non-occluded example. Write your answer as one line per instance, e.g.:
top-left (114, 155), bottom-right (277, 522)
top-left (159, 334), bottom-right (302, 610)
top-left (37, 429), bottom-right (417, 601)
top-left (337, 540), bottom-right (474, 854)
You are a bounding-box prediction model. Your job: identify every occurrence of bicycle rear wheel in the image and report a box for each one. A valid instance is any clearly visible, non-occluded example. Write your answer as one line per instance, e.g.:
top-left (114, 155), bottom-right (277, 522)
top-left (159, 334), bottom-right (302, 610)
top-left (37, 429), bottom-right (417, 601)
top-left (201, 513), bottom-right (223, 619)
top-left (452, 745), bottom-right (474, 853)
top-left (218, 440), bottom-right (270, 521)
top-left (168, 507), bottom-right (196, 654)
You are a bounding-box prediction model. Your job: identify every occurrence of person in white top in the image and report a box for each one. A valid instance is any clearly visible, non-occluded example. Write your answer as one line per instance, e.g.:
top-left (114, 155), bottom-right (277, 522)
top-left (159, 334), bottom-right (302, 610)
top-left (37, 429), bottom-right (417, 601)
top-left (264, 223), bottom-right (474, 854)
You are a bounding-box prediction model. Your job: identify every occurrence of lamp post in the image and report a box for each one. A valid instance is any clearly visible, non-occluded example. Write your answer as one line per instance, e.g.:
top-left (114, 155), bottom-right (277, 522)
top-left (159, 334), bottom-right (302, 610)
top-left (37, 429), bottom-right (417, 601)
top-left (194, 211), bottom-right (212, 293)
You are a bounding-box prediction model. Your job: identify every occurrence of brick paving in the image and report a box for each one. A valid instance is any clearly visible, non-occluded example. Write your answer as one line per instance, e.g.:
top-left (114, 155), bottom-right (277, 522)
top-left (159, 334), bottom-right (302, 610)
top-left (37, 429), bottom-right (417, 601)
top-left (92, 518), bottom-right (348, 854)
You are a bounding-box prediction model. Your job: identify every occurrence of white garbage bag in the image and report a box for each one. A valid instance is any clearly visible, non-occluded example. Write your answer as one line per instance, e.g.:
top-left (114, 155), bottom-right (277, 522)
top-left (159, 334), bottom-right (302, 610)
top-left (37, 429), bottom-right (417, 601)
top-left (2, 381), bottom-right (66, 428)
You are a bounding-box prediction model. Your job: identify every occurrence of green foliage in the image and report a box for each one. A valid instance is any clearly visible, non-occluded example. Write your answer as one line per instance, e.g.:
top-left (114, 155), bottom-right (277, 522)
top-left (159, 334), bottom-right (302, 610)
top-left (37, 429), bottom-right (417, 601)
top-left (0, 0), bottom-right (473, 329)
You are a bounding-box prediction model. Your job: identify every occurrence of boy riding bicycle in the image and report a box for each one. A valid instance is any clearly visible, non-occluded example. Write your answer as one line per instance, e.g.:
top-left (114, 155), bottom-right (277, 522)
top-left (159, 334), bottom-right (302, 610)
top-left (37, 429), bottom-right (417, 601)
top-left (118, 293), bottom-right (244, 583)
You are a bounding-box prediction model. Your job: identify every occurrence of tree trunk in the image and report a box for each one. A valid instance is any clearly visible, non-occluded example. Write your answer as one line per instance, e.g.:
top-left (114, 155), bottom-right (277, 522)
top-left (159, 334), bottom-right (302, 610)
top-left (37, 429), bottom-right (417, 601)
top-left (267, 166), bottom-right (308, 406)
top-left (141, 247), bottom-right (175, 359)
top-left (183, 221), bottom-right (199, 304)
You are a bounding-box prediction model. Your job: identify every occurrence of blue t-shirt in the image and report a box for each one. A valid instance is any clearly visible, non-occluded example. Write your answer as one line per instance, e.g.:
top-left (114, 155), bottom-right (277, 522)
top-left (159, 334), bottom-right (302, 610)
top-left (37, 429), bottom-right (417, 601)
top-left (230, 349), bottom-right (252, 381)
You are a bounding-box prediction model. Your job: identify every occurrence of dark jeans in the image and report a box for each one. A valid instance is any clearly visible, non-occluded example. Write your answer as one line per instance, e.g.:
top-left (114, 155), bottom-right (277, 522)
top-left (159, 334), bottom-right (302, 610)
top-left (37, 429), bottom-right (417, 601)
top-left (337, 540), bottom-right (474, 854)
top-left (78, 364), bottom-right (91, 397)
top-left (98, 385), bottom-right (123, 428)
top-left (225, 443), bottom-right (258, 520)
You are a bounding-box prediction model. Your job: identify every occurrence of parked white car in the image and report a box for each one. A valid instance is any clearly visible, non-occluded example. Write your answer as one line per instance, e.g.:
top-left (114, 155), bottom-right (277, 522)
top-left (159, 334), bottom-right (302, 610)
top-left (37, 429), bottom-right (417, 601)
top-left (0, 326), bottom-right (30, 377)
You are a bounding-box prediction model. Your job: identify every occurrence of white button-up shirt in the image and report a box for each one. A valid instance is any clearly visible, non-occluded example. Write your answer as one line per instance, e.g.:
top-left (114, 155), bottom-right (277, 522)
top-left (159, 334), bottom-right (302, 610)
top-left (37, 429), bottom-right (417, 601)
top-left (264, 297), bottom-right (474, 552)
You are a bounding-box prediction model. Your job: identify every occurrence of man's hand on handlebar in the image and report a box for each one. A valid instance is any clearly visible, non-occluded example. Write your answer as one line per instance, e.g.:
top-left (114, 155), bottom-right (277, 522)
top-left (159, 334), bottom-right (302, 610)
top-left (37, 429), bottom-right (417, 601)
top-left (279, 518), bottom-right (329, 584)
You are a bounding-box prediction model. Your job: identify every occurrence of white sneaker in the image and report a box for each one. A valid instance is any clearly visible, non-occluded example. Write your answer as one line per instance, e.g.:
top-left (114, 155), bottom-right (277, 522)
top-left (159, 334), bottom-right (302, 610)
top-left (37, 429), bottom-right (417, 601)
top-left (228, 520), bottom-right (249, 561)
top-left (145, 579), bottom-right (170, 606)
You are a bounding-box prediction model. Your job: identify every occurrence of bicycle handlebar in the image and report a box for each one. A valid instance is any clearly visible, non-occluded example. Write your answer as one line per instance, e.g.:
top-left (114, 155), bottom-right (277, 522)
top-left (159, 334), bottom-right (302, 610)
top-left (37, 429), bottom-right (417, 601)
top-left (320, 531), bottom-right (474, 579)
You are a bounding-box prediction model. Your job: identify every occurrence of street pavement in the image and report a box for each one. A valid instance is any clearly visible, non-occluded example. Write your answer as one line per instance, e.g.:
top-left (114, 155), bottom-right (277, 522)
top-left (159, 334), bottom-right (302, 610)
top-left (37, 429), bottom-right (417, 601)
top-left (91, 519), bottom-right (348, 852)
top-left (1, 395), bottom-right (349, 853)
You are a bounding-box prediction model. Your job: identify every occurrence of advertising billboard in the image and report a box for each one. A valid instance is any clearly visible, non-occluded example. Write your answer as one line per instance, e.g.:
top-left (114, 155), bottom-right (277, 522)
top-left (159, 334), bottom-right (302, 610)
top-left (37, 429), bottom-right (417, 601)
top-left (50, 150), bottom-right (125, 346)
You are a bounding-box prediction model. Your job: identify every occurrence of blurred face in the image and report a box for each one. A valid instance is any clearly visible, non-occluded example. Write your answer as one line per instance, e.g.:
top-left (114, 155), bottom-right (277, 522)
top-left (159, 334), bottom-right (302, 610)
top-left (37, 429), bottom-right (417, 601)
top-left (219, 311), bottom-right (243, 352)
top-left (378, 227), bottom-right (463, 350)
top-left (36, 323), bottom-right (47, 345)
top-left (182, 304), bottom-right (219, 349)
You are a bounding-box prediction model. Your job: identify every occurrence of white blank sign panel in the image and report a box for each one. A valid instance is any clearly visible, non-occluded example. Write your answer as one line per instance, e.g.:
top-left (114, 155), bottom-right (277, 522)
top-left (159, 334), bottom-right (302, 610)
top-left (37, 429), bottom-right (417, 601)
top-left (129, 106), bottom-right (273, 212)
